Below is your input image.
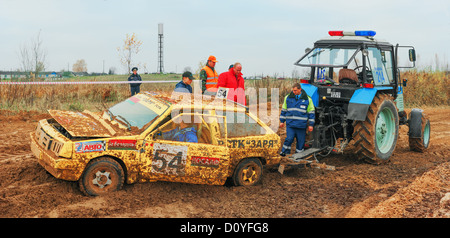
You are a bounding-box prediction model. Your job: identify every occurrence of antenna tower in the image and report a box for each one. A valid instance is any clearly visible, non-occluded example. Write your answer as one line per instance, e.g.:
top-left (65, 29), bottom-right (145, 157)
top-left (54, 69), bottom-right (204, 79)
top-left (157, 23), bottom-right (164, 74)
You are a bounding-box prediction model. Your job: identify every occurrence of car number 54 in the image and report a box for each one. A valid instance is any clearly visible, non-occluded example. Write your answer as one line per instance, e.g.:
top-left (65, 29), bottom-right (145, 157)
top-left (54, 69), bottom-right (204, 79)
top-left (151, 143), bottom-right (188, 176)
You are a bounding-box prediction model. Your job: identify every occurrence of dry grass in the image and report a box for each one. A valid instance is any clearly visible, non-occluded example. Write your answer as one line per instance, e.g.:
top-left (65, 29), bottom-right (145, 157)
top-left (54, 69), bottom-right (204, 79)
top-left (0, 75), bottom-right (179, 113)
top-left (0, 71), bottom-right (448, 113)
top-left (401, 71), bottom-right (449, 107)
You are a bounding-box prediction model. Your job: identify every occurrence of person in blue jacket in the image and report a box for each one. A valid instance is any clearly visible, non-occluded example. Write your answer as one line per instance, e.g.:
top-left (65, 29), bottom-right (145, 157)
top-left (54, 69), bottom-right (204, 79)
top-left (174, 71), bottom-right (194, 93)
top-left (128, 67), bottom-right (142, 96)
top-left (279, 83), bottom-right (315, 156)
top-left (162, 121), bottom-right (198, 143)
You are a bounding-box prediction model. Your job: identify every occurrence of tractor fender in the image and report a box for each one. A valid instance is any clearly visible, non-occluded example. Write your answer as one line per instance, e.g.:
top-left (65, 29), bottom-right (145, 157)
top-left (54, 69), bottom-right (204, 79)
top-left (348, 87), bottom-right (394, 121)
top-left (408, 108), bottom-right (424, 138)
top-left (347, 88), bottom-right (378, 121)
top-left (300, 83), bottom-right (319, 107)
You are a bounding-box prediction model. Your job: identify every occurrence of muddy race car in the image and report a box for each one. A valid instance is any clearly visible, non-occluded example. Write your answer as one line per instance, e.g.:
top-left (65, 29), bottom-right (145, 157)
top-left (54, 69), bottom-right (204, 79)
top-left (30, 92), bottom-right (281, 196)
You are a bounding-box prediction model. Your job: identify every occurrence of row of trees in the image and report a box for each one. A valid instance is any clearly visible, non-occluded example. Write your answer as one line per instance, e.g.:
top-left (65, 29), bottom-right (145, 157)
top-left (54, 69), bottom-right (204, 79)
top-left (18, 31), bottom-right (144, 77)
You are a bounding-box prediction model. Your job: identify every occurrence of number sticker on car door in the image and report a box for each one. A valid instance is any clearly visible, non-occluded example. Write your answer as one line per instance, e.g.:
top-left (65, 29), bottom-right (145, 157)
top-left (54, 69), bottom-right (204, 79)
top-left (151, 143), bottom-right (188, 176)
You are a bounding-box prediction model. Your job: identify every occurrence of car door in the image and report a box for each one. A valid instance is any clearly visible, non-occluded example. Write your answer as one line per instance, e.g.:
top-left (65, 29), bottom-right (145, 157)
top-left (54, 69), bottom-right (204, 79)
top-left (139, 113), bottom-right (229, 185)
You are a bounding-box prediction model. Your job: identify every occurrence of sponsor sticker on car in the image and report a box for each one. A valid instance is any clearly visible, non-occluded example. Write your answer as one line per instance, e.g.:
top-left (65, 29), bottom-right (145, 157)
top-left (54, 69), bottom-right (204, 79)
top-left (191, 156), bottom-right (220, 168)
top-left (75, 141), bottom-right (105, 153)
top-left (108, 139), bottom-right (137, 150)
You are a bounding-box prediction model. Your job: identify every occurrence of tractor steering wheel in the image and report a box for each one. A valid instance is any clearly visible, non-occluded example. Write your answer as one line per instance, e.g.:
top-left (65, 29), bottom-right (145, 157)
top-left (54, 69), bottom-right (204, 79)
top-left (353, 65), bottom-right (370, 73)
top-left (353, 65), bottom-right (370, 72)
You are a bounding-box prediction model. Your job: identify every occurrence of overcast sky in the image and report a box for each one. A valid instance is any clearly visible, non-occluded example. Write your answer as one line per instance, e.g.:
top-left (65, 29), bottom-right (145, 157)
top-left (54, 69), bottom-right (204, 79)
top-left (1, 0), bottom-right (449, 76)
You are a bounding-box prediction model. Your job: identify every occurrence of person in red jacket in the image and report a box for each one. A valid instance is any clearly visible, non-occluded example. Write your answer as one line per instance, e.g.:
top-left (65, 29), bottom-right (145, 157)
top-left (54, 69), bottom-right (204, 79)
top-left (217, 63), bottom-right (246, 105)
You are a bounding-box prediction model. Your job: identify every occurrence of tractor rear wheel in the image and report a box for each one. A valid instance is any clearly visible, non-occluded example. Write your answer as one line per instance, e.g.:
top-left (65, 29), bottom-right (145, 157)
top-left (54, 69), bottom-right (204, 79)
top-left (352, 93), bottom-right (399, 164)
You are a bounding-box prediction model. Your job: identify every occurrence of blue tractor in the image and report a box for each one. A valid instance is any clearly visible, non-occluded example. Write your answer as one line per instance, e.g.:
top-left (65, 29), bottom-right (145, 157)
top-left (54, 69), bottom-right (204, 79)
top-left (292, 30), bottom-right (430, 164)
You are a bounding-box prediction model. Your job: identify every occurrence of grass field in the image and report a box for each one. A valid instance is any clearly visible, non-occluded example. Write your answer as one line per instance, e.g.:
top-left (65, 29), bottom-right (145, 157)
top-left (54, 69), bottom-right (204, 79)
top-left (0, 70), bottom-right (448, 113)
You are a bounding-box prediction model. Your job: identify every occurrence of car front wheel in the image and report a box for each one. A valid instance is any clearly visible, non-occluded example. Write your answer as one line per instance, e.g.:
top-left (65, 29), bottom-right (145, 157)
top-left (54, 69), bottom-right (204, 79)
top-left (79, 157), bottom-right (125, 196)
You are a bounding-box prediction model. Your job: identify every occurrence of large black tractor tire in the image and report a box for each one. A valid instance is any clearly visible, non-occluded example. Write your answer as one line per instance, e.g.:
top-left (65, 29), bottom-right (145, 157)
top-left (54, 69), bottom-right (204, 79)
top-left (352, 93), bottom-right (399, 164)
top-left (79, 157), bottom-right (125, 196)
top-left (408, 110), bottom-right (431, 152)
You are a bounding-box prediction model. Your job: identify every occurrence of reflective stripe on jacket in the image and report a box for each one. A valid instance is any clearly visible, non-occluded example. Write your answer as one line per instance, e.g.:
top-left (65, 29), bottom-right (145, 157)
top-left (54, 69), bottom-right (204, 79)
top-left (202, 66), bottom-right (219, 92)
top-left (280, 90), bottom-right (315, 129)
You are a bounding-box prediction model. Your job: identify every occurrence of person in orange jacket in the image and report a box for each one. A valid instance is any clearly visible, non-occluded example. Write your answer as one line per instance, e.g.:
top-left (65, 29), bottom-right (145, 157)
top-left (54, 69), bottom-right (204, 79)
top-left (217, 62), bottom-right (246, 105)
top-left (200, 55), bottom-right (219, 95)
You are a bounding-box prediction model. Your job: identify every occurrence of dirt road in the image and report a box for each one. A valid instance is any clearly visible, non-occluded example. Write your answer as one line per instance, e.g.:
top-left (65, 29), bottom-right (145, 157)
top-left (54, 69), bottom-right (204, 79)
top-left (0, 108), bottom-right (449, 218)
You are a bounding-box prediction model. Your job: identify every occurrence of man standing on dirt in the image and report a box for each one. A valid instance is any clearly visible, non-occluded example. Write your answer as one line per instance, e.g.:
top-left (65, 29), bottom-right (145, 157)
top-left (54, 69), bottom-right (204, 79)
top-left (279, 83), bottom-right (315, 156)
top-left (217, 62), bottom-right (246, 105)
top-left (200, 55), bottom-right (219, 95)
top-left (128, 67), bottom-right (142, 96)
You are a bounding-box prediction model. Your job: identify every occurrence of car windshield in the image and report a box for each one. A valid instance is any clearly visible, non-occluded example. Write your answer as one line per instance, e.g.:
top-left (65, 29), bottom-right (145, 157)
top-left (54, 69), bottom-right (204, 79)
top-left (297, 48), bottom-right (359, 67)
top-left (107, 94), bottom-right (169, 130)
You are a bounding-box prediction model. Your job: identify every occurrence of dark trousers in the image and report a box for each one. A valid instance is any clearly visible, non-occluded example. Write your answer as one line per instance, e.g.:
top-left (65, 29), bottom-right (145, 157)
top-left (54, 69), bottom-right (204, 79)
top-left (130, 86), bottom-right (140, 96)
top-left (282, 126), bottom-right (306, 154)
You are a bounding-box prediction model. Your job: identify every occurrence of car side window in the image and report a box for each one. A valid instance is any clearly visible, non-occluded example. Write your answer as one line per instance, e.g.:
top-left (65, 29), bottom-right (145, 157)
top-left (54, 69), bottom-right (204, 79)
top-left (154, 113), bottom-right (226, 145)
top-left (221, 112), bottom-right (267, 138)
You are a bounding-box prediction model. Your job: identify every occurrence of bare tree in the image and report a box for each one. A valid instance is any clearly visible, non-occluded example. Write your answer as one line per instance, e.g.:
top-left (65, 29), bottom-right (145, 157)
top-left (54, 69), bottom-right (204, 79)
top-left (18, 30), bottom-right (47, 78)
top-left (117, 33), bottom-right (142, 74)
top-left (19, 43), bottom-right (32, 74)
top-left (183, 66), bottom-right (192, 72)
top-left (73, 59), bottom-right (88, 72)
top-left (195, 60), bottom-right (206, 76)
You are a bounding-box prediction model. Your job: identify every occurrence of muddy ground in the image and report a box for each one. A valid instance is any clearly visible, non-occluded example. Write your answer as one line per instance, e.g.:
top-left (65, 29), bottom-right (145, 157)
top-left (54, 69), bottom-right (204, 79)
top-left (0, 108), bottom-right (449, 218)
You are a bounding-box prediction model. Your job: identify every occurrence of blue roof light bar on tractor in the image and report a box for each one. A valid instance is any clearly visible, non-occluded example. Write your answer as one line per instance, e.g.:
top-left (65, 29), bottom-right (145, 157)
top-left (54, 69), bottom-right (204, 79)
top-left (328, 31), bottom-right (376, 37)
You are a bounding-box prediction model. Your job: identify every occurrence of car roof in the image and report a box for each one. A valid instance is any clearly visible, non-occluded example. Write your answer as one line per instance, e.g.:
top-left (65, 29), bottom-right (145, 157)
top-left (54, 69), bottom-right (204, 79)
top-left (141, 91), bottom-right (247, 112)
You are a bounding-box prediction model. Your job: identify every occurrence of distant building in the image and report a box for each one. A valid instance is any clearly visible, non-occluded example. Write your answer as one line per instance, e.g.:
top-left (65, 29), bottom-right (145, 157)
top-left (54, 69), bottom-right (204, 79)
top-left (0, 71), bottom-right (28, 80)
top-left (0, 71), bottom-right (109, 80)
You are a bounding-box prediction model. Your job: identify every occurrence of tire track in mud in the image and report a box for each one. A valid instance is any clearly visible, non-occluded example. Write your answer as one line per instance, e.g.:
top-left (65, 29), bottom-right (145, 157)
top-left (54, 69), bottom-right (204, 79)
top-left (0, 108), bottom-right (449, 218)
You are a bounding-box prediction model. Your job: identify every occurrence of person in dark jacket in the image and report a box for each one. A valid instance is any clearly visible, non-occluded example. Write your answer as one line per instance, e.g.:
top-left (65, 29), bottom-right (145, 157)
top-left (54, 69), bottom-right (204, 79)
top-left (174, 71), bottom-right (194, 93)
top-left (279, 83), bottom-right (315, 156)
top-left (128, 67), bottom-right (142, 96)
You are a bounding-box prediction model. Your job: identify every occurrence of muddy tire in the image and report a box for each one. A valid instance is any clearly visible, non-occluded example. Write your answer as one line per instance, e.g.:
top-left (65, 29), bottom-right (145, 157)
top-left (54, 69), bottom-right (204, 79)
top-left (352, 93), bottom-right (399, 164)
top-left (232, 158), bottom-right (263, 186)
top-left (79, 157), bottom-right (124, 196)
top-left (409, 114), bottom-right (431, 152)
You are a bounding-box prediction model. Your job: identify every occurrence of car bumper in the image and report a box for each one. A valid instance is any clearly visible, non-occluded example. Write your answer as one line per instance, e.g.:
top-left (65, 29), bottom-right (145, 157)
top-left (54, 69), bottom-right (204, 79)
top-left (30, 133), bottom-right (81, 181)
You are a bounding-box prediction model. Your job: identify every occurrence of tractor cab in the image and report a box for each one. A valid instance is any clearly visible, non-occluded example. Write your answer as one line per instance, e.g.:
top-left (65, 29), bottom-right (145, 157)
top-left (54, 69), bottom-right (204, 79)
top-left (295, 31), bottom-right (415, 101)
top-left (279, 30), bottom-right (425, 171)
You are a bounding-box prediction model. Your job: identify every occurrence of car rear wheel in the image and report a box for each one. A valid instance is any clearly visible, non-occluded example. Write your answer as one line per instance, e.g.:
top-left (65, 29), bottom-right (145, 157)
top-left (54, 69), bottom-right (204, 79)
top-left (232, 158), bottom-right (263, 186)
top-left (79, 157), bottom-right (124, 196)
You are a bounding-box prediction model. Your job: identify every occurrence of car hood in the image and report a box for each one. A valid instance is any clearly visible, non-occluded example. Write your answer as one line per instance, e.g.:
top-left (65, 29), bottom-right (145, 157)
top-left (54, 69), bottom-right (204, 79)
top-left (48, 110), bottom-right (116, 138)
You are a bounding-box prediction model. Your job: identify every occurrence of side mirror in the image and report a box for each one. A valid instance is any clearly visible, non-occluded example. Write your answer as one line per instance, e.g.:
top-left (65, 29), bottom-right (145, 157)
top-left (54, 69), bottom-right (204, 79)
top-left (396, 45), bottom-right (416, 68)
top-left (409, 49), bottom-right (416, 62)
